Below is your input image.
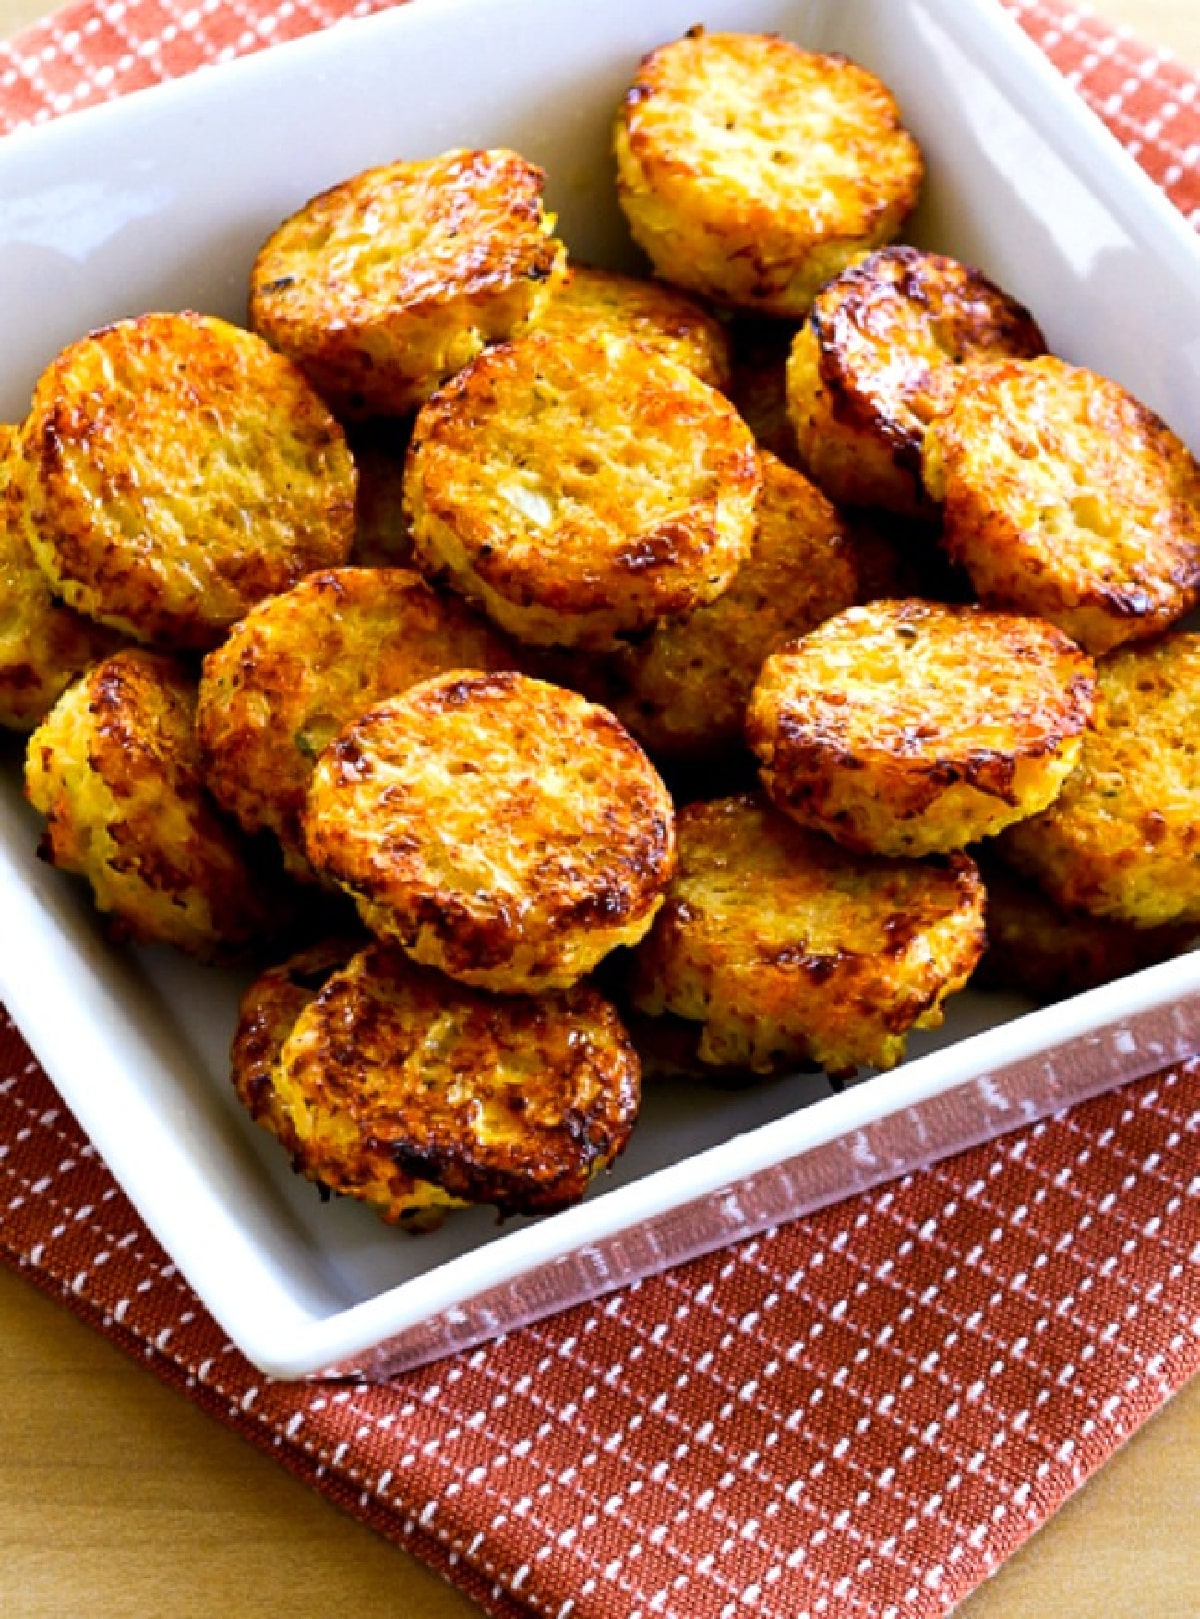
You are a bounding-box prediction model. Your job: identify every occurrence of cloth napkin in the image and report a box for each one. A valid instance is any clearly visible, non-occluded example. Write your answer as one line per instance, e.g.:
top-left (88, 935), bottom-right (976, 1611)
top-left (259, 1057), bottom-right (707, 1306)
top-left (1, 4), bottom-right (1198, 1616)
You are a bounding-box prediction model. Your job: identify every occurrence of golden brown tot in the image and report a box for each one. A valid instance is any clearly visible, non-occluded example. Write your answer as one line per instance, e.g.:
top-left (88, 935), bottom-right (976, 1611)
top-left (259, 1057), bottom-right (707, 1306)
top-left (747, 599), bottom-right (1097, 857)
top-left (627, 794), bottom-right (986, 1078)
top-left (14, 311), bottom-right (355, 650)
top-left (599, 451), bottom-right (859, 758)
top-left (531, 263), bottom-right (732, 391)
top-left (614, 29), bottom-right (923, 318)
top-left (236, 942), bottom-right (640, 1221)
top-left (786, 246), bottom-right (1047, 516)
top-left (998, 633), bottom-right (1200, 930)
top-left (974, 858), bottom-right (1193, 1004)
top-left (24, 649), bottom-right (286, 958)
top-left (405, 333), bottom-right (760, 649)
top-left (304, 669), bottom-right (677, 993)
top-left (0, 426), bottom-right (123, 731)
top-left (249, 149), bottom-right (568, 419)
top-left (922, 355), bottom-right (1200, 655)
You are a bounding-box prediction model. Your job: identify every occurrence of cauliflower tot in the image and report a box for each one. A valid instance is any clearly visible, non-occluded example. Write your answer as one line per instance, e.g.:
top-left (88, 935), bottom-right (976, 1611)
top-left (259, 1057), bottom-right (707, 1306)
top-left (0, 427), bottom-right (123, 730)
top-left (923, 355), bottom-right (1200, 655)
top-left (628, 794), bottom-right (986, 1078)
top-left (15, 311), bottom-right (355, 649)
top-left (600, 451), bottom-right (859, 758)
top-left (304, 670), bottom-right (676, 992)
top-left (999, 633), bottom-right (1200, 929)
top-left (532, 263), bottom-right (732, 391)
top-left (614, 29), bottom-right (923, 317)
top-left (747, 599), bottom-right (1097, 857)
top-left (25, 649), bottom-right (287, 958)
top-left (250, 149), bottom-right (568, 419)
top-left (406, 332), bottom-right (760, 649)
top-left (235, 942), bottom-right (640, 1221)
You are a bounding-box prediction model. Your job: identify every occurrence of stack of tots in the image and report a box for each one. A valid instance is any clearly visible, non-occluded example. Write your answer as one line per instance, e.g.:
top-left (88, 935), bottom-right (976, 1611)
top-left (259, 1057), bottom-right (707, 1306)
top-left (4, 28), bottom-right (1199, 1230)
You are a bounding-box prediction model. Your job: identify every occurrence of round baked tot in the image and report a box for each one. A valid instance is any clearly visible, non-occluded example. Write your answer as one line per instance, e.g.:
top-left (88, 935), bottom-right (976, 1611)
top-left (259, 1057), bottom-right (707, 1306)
top-left (24, 649), bottom-right (285, 958)
top-left (747, 599), bottom-right (1098, 857)
top-left (998, 633), bottom-right (1200, 929)
top-left (231, 935), bottom-right (363, 1143)
top-left (230, 937), bottom-right (464, 1230)
top-left (304, 670), bottom-right (677, 992)
top-left (628, 794), bottom-right (986, 1078)
top-left (15, 311), bottom-right (355, 650)
top-left (0, 426), bottom-right (123, 730)
top-left (406, 333), bottom-right (760, 649)
top-left (786, 246), bottom-right (1047, 517)
top-left (614, 29), bottom-right (923, 318)
top-left (922, 355), bottom-right (1200, 655)
top-left (724, 326), bottom-right (966, 600)
top-left (198, 567), bottom-right (513, 876)
top-left (601, 450), bottom-right (859, 757)
top-left (531, 263), bottom-right (732, 391)
top-left (236, 942), bottom-right (640, 1222)
top-left (249, 149), bottom-right (567, 419)
top-left (975, 858), bottom-right (1193, 1005)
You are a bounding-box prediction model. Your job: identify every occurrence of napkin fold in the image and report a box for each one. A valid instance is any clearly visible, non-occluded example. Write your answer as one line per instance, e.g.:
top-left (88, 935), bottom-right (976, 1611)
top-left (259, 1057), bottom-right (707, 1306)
top-left (2, 4), bottom-right (1199, 1617)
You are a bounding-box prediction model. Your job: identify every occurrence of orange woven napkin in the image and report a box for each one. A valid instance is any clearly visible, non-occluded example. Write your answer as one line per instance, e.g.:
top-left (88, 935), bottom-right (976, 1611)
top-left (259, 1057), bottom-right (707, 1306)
top-left (2, 4), bottom-right (1199, 1617)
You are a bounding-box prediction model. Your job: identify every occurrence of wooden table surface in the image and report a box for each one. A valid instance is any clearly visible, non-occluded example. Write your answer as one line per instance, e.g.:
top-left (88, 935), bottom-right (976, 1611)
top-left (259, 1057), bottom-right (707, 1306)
top-left (1, 1), bottom-right (1198, 1615)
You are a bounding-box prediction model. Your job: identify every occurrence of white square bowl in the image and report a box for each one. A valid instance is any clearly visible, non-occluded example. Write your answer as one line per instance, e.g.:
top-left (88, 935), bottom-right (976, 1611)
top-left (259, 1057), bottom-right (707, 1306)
top-left (1, 0), bottom-right (1198, 1380)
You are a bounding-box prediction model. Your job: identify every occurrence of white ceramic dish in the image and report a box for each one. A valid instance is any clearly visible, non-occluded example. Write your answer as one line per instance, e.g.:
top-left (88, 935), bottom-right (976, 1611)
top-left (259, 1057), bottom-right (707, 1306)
top-left (2, 0), bottom-right (1198, 1380)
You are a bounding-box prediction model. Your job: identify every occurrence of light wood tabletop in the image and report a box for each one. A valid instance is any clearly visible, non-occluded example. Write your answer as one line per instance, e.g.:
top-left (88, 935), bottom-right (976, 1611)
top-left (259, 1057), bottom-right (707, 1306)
top-left (1, 2), bottom-right (1198, 1616)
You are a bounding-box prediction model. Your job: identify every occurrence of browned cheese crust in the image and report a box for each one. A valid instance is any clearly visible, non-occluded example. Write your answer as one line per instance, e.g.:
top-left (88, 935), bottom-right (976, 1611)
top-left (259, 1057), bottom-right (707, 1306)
top-left (747, 598), bottom-right (1098, 857)
top-left (304, 669), bottom-right (677, 992)
top-left (249, 149), bottom-right (568, 419)
top-left (24, 648), bottom-right (287, 958)
top-left (922, 355), bottom-right (1200, 655)
top-left (531, 263), bottom-right (732, 391)
top-left (787, 246), bottom-right (1047, 516)
top-left (230, 937), bottom-right (362, 1141)
top-left (405, 332), bottom-right (760, 649)
top-left (614, 29), bottom-right (923, 317)
top-left (0, 426), bottom-right (124, 730)
top-left (974, 857), bottom-right (1193, 1004)
top-left (627, 794), bottom-right (986, 1077)
top-left (261, 943), bottom-right (640, 1220)
top-left (722, 322), bottom-right (970, 600)
top-left (230, 937), bottom-right (464, 1229)
top-left (999, 633), bottom-right (1200, 929)
top-left (197, 567), bottom-right (514, 874)
top-left (599, 450), bottom-right (859, 757)
top-left (15, 311), bottom-right (355, 649)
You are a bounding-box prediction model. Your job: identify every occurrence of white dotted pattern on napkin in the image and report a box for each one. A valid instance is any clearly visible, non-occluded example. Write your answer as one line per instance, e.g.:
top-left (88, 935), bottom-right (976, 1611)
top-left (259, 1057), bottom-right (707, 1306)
top-left (2, 1005), bottom-right (1197, 1619)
